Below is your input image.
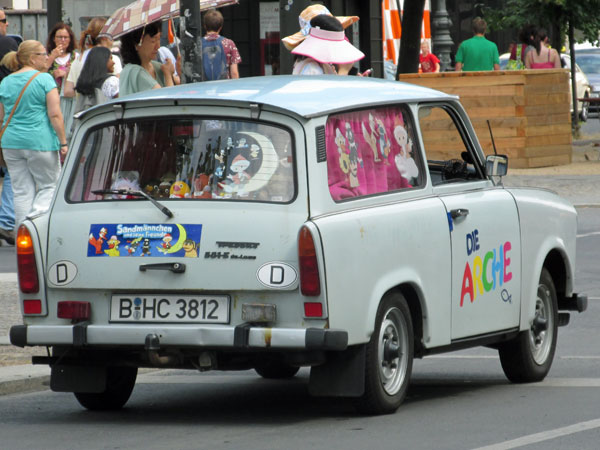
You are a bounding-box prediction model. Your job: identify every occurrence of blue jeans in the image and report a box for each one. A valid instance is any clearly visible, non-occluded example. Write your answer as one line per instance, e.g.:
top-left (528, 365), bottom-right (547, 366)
top-left (0, 168), bottom-right (15, 230)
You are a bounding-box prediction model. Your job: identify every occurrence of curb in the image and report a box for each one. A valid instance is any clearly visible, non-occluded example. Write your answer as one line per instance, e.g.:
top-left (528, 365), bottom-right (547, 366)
top-left (0, 365), bottom-right (50, 396)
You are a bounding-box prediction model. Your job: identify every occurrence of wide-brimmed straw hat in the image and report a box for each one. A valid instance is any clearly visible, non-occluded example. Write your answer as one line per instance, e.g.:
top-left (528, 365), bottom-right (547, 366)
top-left (291, 27), bottom-right (365, 65)
top-left (282, 4), bottom-right (359, 51)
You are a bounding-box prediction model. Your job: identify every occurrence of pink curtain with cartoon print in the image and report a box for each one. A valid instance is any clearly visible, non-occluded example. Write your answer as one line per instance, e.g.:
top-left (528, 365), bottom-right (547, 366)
top-left (326, 106), bottom-right (419, 201)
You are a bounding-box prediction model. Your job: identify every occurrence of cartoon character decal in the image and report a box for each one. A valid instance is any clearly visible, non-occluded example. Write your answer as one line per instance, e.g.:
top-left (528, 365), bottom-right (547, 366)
top-left (104, 235), bottom-right (121, 257)
top-left (335, 128), bottom-right (350, 174)
top-left (182, 239), bottom-right (199, 258)
top-left (89, 227), bottom-right (108, 254)
top-left (87, 224), bottom-right (202, 257)
top-left (361, 113), bottom-right (381, 162)
top-left (393, 116), bottom-right (419, 182)
top-left (375, 118), bottom-right (391, 163)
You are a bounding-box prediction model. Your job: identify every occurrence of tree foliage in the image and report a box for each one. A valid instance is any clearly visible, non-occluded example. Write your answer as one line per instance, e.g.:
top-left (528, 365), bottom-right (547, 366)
top-left (482, 0), bottom-right (600, 49)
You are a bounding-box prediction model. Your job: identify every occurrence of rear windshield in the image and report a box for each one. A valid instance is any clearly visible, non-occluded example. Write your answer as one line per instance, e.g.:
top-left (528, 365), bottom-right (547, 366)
top-left (68, 118), bottom-right (295, 203)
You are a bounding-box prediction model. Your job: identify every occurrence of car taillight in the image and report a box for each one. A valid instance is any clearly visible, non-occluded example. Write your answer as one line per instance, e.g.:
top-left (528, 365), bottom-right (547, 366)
top-left (17, 225), bottom-right (39, 294)
top-left (298, 226), bottom-right (321, 296)
top-left (57, 301), bottom-right (91, 322)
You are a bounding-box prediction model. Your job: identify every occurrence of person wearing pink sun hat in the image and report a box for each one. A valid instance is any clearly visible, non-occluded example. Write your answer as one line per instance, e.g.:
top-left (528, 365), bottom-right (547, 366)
top-left (291, 14), bottom-right (364, 76)
top-left (281, 4), bottom-right (359, 51)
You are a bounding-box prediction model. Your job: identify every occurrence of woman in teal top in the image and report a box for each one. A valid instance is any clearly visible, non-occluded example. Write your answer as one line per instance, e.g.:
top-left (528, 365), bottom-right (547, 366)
top-left (0, 40), bottom-right (67, 227)
top-left (119, 22), bottom-right (175, 97)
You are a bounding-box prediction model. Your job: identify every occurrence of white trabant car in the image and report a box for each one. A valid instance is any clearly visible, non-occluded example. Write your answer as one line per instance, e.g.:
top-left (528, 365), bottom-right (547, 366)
top-left (10, 76), bottom-right (586, 414)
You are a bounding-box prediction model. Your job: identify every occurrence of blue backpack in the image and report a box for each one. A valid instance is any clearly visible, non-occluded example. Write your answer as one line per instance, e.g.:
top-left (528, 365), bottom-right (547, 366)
top-left (201, 36), bottom-right (228, 80)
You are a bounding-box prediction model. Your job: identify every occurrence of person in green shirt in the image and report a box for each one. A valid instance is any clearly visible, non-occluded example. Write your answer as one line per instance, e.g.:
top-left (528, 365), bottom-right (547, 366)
top-left (455, 17), bottom-right (500, 72)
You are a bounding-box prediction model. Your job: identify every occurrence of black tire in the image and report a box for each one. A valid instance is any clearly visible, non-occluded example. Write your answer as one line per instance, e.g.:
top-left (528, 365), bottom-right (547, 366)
top-left (74, 366), bottom-right (138, 410)
top-left (499, 268), bottom-right (558, 383)
top-left (355, 292), bottom-right (414, 415)
top-left (255, 360), bottom-right (300, 379)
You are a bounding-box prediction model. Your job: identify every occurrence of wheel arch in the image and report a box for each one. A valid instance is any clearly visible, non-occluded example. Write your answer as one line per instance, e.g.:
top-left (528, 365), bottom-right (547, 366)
top-left (385, 283), bottom-right (425, 358)
top-left (543, 248), bottom-right (569, 301)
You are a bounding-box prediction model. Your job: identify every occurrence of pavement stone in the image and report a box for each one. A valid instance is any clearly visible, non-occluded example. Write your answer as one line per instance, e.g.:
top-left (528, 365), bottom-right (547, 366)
top-left (1, 139), bottom-right (600, 396)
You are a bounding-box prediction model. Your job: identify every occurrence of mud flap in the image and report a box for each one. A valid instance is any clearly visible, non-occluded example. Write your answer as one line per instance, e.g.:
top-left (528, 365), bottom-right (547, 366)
top-left (51, 365), bottom-right (107, 393)
top-left (308, 344), bottom-right (365, 397)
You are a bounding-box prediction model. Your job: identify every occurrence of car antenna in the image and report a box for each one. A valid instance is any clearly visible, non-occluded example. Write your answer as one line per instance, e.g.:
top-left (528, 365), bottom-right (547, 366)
top-left (487, 120), bottom-right (498, 156)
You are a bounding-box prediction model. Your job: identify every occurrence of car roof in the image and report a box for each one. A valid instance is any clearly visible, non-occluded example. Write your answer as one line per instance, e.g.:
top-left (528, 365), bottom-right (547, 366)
top-left (104, 75), bottom-right (455, 119)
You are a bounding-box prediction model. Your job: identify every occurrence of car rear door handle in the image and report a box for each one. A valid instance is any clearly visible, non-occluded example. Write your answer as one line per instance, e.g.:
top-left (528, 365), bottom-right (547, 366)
top-left (450, 208), bottom-right (469, 219)
top-left (139, 263), bottom-right (186, 273)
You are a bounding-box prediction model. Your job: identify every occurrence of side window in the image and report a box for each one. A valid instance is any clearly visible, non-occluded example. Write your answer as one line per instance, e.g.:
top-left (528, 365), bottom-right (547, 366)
top-left (419, 105), bottom-right (484, 185)
top-left (325, 105), bottom-right (423, 202)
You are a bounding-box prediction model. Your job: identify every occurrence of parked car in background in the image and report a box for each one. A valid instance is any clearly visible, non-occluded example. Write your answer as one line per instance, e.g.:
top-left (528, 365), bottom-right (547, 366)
top-left (10, 76), bottom-right (586, 415)
top-left (573, 45), bottom-right (600, 116)
top-left (499, 52), bottom-right (591, 121)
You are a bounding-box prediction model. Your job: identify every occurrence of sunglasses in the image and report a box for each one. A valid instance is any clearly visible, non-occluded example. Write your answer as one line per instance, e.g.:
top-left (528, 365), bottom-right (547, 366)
top-left (0, 19), bottom-right (7, 24)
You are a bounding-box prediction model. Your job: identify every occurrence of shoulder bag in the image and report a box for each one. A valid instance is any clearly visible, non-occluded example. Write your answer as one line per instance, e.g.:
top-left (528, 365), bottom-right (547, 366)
top-left (0, 71), bottom-right (41, 167)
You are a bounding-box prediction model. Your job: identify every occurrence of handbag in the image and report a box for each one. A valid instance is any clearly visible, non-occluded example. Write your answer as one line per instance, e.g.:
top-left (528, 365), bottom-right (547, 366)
top-left (0, 71), bottom-right (41, 167)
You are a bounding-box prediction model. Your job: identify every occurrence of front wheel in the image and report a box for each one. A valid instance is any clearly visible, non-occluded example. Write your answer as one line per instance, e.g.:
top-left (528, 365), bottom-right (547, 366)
top-left (499, 268), bottom-right (558, 382)
top-left (355, 292), bottom-right (414, 415)
top-left (580, 93), bottom-right (590, 122)
top-left (74, 366), bottom-right (138, 410)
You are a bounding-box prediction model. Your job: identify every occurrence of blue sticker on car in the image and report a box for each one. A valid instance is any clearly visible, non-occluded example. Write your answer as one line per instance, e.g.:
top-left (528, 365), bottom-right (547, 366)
top-left (88, 224), bottom-right (202, 257)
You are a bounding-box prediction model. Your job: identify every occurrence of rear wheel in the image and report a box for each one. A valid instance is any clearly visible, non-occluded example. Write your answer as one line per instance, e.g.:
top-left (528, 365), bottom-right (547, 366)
top-left (355, 292), bottom-right (413, 415)
top-left (499, 268), bottom-right (558, 382)
top-left (74, 366), bottom-right (137, 410)
top-left (255, 360), bottom-right (300, 379)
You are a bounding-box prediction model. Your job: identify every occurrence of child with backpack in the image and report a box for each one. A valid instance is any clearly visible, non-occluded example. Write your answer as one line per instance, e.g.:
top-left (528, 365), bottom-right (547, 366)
top-left (201, 9), bottom-right (241, 80)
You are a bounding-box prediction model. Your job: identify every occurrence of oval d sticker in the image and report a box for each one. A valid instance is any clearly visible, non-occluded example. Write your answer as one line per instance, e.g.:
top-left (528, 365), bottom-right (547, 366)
top-left (257, 262), bottom-right (298, 289)
top-left (48, 260), bottom-right (78, 286)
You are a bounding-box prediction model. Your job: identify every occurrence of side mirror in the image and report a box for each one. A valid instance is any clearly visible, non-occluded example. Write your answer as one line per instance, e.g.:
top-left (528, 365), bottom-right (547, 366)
top-left (486, 154), bottom-right (508, 177)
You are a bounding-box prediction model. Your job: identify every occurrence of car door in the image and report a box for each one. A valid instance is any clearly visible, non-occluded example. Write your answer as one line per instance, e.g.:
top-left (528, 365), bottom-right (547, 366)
top-left (419, 103), bottom-right (522, 340)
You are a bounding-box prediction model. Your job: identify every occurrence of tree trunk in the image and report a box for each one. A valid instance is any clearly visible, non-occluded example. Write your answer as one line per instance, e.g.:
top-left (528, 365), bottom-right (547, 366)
top-left (396, 0), bottom-right (426, 75)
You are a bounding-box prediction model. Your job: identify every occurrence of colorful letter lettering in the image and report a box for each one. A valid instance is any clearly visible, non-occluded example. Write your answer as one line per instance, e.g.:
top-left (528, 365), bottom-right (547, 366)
top-left (460, 262), bottom-right (474, 307)
top-left (460, 236), bottom-right (513, 307)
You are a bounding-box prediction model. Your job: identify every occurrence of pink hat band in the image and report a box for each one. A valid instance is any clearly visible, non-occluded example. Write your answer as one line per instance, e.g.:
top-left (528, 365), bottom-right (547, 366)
top-left (291, 27), bottom-right (365, 65)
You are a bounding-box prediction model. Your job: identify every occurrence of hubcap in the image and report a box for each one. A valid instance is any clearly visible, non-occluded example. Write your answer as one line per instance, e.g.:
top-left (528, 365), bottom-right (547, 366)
top-left (377, 307), bottom-right (408, 395)
top-left (529, 284), bottom-right (554, 365)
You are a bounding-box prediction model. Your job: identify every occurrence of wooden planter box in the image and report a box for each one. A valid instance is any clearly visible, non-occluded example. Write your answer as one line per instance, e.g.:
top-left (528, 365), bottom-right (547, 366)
top-left (398, 70), bottom-right (572, 168)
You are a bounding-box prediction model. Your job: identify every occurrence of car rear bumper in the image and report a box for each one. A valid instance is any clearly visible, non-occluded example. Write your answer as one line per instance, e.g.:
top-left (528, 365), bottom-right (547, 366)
top-left (10, 324), bottom-right (348, 351)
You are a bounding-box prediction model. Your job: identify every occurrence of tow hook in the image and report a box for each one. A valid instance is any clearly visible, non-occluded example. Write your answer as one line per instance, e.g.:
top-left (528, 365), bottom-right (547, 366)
top-left (144, 333), bottom-right (181, 366)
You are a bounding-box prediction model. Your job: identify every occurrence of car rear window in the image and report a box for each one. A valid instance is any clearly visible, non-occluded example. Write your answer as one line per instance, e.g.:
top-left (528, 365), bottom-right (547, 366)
top-left (325, 105), bottom-right (423, 201)
top-left (67, 118), bottom-right (295, 203)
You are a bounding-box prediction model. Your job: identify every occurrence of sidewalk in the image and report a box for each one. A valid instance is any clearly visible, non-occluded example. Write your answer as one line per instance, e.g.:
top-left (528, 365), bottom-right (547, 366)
top-left (1, 139), bottom-right (600, 396)
top-left (504, 140), bottom-right (600, 207)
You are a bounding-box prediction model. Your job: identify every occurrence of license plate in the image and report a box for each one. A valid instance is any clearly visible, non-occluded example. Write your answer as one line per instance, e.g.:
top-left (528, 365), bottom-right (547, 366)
top-left (110, 295), bottom-right (229, 323)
